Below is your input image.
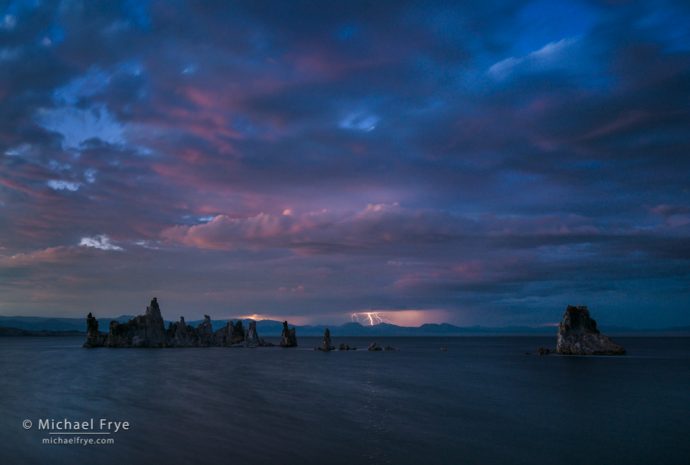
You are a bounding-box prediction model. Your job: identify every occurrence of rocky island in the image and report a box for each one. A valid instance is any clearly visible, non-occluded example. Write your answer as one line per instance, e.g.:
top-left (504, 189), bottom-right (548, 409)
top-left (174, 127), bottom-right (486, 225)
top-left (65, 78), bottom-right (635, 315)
top-left (555, 305), bottom-right (626, 355)
top-left (84, 297), bottom-right (298, 348)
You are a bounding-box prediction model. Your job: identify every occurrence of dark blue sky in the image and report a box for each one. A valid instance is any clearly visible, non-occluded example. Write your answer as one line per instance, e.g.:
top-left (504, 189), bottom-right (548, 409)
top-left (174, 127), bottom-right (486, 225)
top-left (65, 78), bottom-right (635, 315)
top-left (1, 0), bottom-right (689, 327)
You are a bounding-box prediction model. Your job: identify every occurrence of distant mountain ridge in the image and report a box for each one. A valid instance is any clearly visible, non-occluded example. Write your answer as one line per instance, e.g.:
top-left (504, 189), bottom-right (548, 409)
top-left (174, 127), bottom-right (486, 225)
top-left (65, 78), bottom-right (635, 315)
top-left (1, 315), bottom-right (688, 336)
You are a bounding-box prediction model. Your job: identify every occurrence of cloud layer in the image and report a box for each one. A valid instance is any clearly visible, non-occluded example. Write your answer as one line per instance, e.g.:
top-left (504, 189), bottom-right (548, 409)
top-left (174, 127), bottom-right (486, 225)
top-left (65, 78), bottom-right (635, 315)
top-left (1, 0), bottom-right (689, 326)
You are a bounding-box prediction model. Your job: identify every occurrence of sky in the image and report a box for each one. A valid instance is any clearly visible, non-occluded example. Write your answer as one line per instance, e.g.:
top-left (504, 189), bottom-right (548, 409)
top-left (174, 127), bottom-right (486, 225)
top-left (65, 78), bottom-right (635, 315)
top-left (1, 0), bottom-right (689, 328)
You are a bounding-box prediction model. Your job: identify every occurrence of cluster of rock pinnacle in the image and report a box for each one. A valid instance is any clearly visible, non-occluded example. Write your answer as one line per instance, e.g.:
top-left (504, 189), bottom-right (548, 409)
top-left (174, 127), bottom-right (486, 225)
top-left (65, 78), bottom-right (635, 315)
top-left (84, 297), bottom-right (298, 348)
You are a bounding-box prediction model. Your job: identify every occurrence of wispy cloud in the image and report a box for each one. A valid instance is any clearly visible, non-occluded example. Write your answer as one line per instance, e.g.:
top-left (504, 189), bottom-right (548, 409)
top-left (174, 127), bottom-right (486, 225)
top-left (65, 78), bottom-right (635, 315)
top-left (79, 235), bottom-right (124, 251)
top-left (35, 105), bottom-right (125, 150)
top-left (488, 37), bottom-right (579, 79)
top-left (46, 180), bottom-right (81, 192)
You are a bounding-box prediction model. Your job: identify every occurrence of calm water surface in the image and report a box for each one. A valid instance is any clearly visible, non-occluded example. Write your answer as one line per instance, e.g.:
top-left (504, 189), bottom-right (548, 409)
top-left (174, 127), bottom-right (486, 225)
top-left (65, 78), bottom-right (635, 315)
top-left (1, 336), bottom-right (688, 465)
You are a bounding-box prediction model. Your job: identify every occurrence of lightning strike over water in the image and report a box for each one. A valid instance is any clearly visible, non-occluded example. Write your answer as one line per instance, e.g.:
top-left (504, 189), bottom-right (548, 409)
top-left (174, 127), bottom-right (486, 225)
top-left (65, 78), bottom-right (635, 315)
top-left (351, 312), bottom-right (385, 326)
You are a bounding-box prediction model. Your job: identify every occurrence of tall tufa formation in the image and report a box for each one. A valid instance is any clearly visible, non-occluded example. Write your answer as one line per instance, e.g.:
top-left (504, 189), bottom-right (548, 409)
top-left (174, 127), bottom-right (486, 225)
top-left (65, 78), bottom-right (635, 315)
top-left (556, 305), bottom-right (625, 355)
top-left (83, 312), bottom-right (106, 348)
top-left (245, 320), bottom-right (269, 347)
top-left (168, 316), bottom-right (197, 347)
top-left (317, 328), bottom-right (335, 351)
top-left (210, 320), bottom-right (247, 347)
top-left (106, 297), bottom-right (167, 347)
top-left (279, 321), bottom-right (298, 347)
top-left (230, 320), bottom-right (246, 345)
top-left (196, 315), bottom-right (214, 347)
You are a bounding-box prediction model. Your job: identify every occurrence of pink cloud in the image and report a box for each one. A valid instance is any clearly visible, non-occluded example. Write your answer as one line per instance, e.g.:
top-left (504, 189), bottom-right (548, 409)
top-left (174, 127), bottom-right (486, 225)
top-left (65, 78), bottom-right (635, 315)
top-left (650, 204), bottom-right (690, 227)
top-left (161, 212), bottom-right (299, 250)
top-left (580, 110), bottom-right (647, 141)
top-left (0, 246), bottom-right (77, 267)
top-left (160, 203), bottom-right (412, 251)
top-left (160, 204), bottom-right (613, 256)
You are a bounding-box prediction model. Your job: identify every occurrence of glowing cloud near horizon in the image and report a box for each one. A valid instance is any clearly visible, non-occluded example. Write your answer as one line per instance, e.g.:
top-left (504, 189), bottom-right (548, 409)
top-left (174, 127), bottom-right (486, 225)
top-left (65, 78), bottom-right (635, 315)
top-left (237, 313), bottom-right (312, 325)
top-left (350, 309), bottom-right (450, 327)
top-left (351, 312), bottom-right (384, 326)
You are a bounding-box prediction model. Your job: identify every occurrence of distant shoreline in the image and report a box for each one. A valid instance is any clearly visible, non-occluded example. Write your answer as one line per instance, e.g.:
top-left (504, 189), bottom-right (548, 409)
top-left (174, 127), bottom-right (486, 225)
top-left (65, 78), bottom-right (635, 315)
top-left (0, 327), bottom-right (84, 337)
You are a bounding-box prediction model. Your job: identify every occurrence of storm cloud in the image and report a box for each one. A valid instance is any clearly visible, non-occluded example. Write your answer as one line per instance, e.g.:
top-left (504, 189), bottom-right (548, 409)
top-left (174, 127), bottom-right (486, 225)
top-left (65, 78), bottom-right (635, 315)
top-left (1, 0), bottom-right (689, 327)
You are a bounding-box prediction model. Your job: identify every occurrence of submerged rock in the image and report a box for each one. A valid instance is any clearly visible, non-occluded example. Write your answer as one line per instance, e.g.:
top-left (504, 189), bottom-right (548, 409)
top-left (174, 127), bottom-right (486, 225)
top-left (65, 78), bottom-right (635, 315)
top-left (537, 347), bottom-right (552, 356)
top-left (367, 342), bottom-right (382, 351)
top-left (317, 328), bottom-right (335, 351)
top-left (366, 342), bottom-right (397, 351)
top-left (280, 321), bottom-right (298, 347)
top-left (556, 305), bottom-right (626, 355)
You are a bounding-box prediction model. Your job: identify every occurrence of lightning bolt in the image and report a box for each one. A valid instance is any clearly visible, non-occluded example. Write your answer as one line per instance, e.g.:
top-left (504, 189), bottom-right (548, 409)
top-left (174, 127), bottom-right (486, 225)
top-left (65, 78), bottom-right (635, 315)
top-left (351, 312), bottom-right (384, 326)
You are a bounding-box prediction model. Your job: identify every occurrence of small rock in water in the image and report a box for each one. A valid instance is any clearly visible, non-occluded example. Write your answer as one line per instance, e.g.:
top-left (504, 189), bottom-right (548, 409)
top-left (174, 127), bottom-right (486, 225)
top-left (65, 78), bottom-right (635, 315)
top-left (537, 347), bottom-right (552, 356)
top-left (367, 342), bottom-right (382, 351)
top-left (317, 328), bottom-right (335, 351)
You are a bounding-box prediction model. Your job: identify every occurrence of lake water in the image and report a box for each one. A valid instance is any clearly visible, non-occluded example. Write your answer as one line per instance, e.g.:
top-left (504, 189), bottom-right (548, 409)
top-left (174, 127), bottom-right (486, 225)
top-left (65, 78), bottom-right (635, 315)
top-left (0, 336), bottom-right (688, 465)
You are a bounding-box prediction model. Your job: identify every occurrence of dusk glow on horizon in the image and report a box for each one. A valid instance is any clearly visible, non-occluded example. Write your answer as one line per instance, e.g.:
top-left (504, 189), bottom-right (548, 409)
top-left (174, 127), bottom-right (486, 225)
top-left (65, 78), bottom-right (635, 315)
top-left (1, 1), bottom-right (689, 328)
top-left (351, 310), bottom-right (451, 327)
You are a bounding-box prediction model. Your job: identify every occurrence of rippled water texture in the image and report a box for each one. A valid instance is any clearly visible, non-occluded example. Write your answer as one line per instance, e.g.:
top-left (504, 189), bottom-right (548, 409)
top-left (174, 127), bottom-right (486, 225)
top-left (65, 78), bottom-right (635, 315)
top-left (1, 337), bottom-right (689, 464)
